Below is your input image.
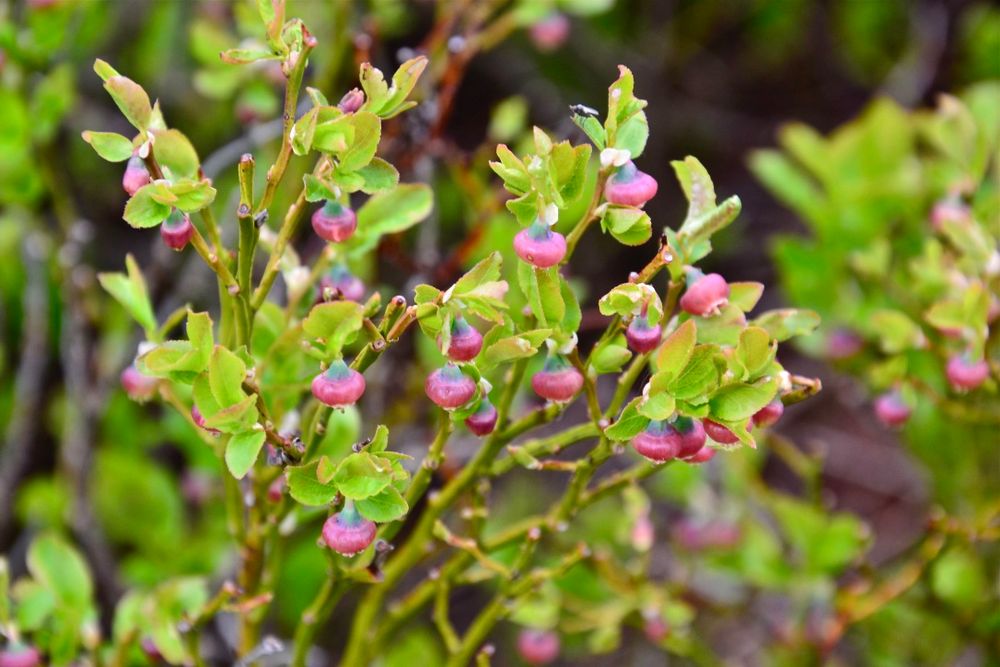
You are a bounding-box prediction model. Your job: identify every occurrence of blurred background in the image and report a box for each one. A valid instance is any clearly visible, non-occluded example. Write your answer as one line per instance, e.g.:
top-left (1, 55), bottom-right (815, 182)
top-left (1, 0), bottom-right (998, 665)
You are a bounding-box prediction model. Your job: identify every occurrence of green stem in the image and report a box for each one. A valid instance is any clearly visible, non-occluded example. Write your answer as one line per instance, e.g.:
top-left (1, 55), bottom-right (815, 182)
top-left (490, 422), bottom-right (599, 475)
top-left (339, 358), bottom-right (529, 667)
top-left (254, 37), bottom-right (315, 217)
top-left (291, 574), bottom-right (347, 667)
top-left (563, 168), bottom-right (611, 258)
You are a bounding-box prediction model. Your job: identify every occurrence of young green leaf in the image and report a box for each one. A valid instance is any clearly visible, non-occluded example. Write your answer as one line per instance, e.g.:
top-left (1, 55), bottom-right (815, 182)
top-left (656, 319), bottom-right (697, 378)
top-left (601, 206), bottom-right (652, 246)
top-left (356, 485), bottom-right (408, 522)
top-left (82, 131), bottom-right (134, 162)
top-left (104, 75), bottom-right (152, 130)
top-left (333, 452), bottom-right (393, 499)
top-left (97, 254), bottom-right (157, 337)
top-left (123, 183), bottom-right (172, 228)
top-left (605, 397), bottom-right (650, 441)
top-left (286, 462), bottom-right (338, 506)
top-left (225, 430), bottom-right (267, 479)
top-left (350, 183), bottom-right (433, 254)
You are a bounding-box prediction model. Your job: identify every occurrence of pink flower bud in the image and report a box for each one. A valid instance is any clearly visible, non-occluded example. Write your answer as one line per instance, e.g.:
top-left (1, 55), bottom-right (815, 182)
top-left (425, 363), bottom-right (476, 409)
top-left (312, 360), bottom-right (366, 408)
top-left (122, 156), bottom-right (151, 196)
top-left (604, 161), bottom-right (658, 208)
top-left (531, 355), bottom-right (583, 402)
top-left (529, 12), bottom-right (570, 52)
top-left (874, 391), bottom-right (911, 428)
top-left (139, 637), bottom-right (161, 662)
top-left (625, 314), bottom-right (662, 354)
top-left (752, 399), bottom-right (784, 428)
top-left (632, 417), bottom-right (705, 462)
top-left (322, 503), bottom-right (377, 556)
top-left (465, 399), bottom-right (498, 436)
top-left (516, 629), bottom-right (560, 665)
top-left (160, 210), bottom-right (194, 251)
top-left (120, 363), bottom-right (158, 403)
top-left (702, 419), bottom-right (739, 444)
top-left (441, 316), bottom-right (483, 362)
top-left (0, 646), bottom-right (41, 667)
top-left (514, 220), bottom-right (567, 268)
top-left (318, 265), bottom-right (366, 303)
top-left (930, 197), bottom-right (970, 231)
top-left (946, 355), bottom-right (989, 392)
top-left (643, 614), bottom-right (669, 643)
top-left (679, 272), bottom-right (729, 317)
top-left (631, 514), bottom-right (654, 551)
top-left (683, 445), bottom-right (716, 464)
top-left (267, 476), bottom-right (287, 503)
top-left (826, 328), bottom-right (863, 360)
top-left (338, 88), bottom-right (365, 113)
top-left (312, 201), bottom-right (358, 243)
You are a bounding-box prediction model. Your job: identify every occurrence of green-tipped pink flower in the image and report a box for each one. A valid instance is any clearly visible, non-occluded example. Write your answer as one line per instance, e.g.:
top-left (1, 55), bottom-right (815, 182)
top-left (312, 360), bottom-right (366, 408)
top-left (322, 502), bottom-right (376, 556)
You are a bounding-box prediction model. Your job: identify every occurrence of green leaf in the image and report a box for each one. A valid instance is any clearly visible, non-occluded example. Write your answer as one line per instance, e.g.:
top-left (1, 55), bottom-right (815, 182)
top-left (616, 111), bottom-right (649, 158)
top-left (378, 56), bottom-right (428, 119)
top-left (931, 548), bottom-right (987, 609)
top-left (453, 251), bottom-right (503, 295)
top-left (517, 263), bottom-right (564, 327)
top-left (356, 485), bottom-right (409, 522)
top-left (286, 462), bottom-right (338, 506)
top-left (338, 111), bottom-right (381, 172)
top-left (359, 62), bottom-right (390, 114)
top-left (303, 301), bottom-right (365, 353)
top-left (98, 254), bottom-right (157, 336)
top-left (868, 309), bottom-right (924, 354)
top-left (351, 184), bottom-right (433, 254)
top-left (81, 131), bottom-right (134, 162)
top-left (225, 430), bottom-right (267, 479)
top-left (168, 178), bottom-right (216, 212)
top-left (728, 281), bottom-right (765, 312)
top-left (667, 345), bottom-right (723, 402)
top-left (550, 141), bottom-right (592, 203)
top-left (208, 346), bottom-right (247, 407)
top-left (598, 283), bottom-right (662, 322)
top-left (150, 129), bottom-right (201, 179)
top-left (601, 206), bottom-right (652, 246)
top-left (123, 183), bottom-right (172, 228)
top-left (571, 112), bottom-right (606, 149)
top-left (220, 47), bottom-right (277, 65)
top-left (333, 452), bottom-right (393, 499)
top-left (490, 144), bottom-right (532, 194)
top-left (355, 158), bottom-right (399, 193)
top-left (655, 319), bottom-right (696, 378)
top-left (291, 107), bottom-right (320, 155)
top-left (368, 424), bottom-right (390, 453)
top-left (735, 327), bottom-right (776, 379)
top-left (104, 75), bottom-right (152, 130)
top-left (605, 397), bottom-right (650, 441)
top-left (137, 311), bottom-right (213, 380)
top-left (671, 156), bottom-right (717, 219)
top-left (93, 59), bottom-right (121, 83)
top-left (481, 329), bottom-right (551, 370)
top-left (27, 533), bottom-right (93, 610)
top-left (639, 392), bottom-right (675, 420)
top-left (591, 336), bottom-right (632, 374)
top-left (709, 377), bottom-right (780, 421)
top-left (751, 309), bottom-right (821, 342)
top-left (303, 174), bottom-right (338, 202)
top-left (679, 195), bottom-right (742, 247)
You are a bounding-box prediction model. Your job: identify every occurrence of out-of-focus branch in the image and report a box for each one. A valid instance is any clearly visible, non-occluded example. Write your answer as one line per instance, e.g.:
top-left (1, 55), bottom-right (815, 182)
top-left (0, 234), bottom-right (51, 546)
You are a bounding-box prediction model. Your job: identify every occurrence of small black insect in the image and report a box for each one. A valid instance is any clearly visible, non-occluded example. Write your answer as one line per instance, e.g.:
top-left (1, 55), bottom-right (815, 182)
top-left (569, 104), bottom-right (599, 118)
